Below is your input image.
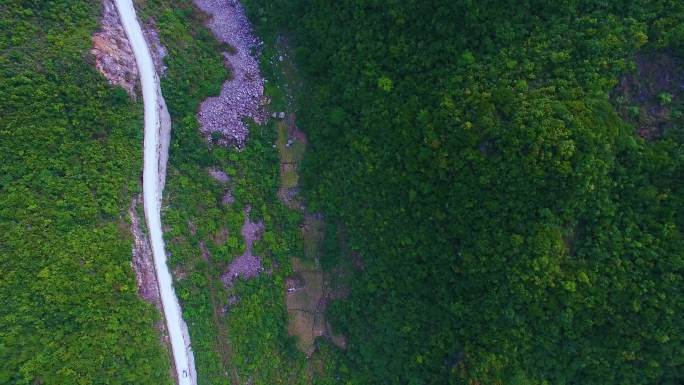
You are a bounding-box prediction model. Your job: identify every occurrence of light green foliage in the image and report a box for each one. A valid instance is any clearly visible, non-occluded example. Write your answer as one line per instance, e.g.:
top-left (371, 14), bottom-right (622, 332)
top-left (377, 76), bottom-right (393, 92)
top-left (659, 92), bottom-right (673, 105)
top-left (0, 1), bottom-right (171, 383)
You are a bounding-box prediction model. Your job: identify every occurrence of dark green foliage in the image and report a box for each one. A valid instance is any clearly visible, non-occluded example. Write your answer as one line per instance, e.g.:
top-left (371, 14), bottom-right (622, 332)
top-left (0, 1), bottom-right (171, 383)
top-left (242, 1), bottom-right (684, 384)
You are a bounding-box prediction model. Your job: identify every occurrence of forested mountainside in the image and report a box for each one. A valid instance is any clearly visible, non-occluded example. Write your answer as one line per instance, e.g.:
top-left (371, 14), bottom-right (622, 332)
top-left (242, 1), bottom-right (684, 384)
top-left (0, 1), bottom-right (171, 384)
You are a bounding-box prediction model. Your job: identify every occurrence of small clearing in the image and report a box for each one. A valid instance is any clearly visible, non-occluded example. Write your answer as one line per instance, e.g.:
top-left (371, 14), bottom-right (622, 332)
top-left (612, 51), bottom-right (684, 140)
top-left (269, 38), bottom-right (348, 356)
top-left (222, 205), bottom-right (264, 285)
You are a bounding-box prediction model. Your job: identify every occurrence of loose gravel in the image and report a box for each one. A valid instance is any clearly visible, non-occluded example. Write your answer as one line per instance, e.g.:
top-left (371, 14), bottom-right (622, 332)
top-left (193, 0), bottom-right (266, 147)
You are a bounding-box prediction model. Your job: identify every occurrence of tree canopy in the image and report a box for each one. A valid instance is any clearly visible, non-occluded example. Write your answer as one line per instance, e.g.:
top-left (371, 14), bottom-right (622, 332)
top-left (241, 1), bottom-right (684, 384)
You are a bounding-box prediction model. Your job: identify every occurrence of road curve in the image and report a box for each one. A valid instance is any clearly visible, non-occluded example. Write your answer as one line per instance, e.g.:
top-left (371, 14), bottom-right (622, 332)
top-left (114, 1), bottom-right (197, 384)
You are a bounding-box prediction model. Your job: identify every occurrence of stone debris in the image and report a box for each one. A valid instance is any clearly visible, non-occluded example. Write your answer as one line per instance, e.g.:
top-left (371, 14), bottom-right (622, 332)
top-left (221, 191), bottom-right (236, 206)
top-left (193, 0), bottom-right (267, 147)
top-left (143, 20), bottom-right (168, 76)
top-left (208, 167), bottom-right (231, 183)
top-left (271, 111), bottom-right (286, 120)
top-left (221, 206), bottom-right (264, 285)
top-left (285, 274), bottom-right (305, 292)
top-left (128, 195), bottom-right (161, 309)
top-left (91, 0), bottom-right (168, 97)
top-left (91, 0), bottom-right (138, 96)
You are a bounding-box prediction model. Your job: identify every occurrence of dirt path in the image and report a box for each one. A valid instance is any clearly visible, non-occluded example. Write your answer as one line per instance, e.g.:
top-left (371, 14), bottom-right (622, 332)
top-left (114, 1), bottom-right (196, 384)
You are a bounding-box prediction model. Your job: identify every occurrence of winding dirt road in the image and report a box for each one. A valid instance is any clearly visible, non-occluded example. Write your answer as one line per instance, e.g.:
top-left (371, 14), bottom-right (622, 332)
top-left (114, 1), bottom-right (197, 384)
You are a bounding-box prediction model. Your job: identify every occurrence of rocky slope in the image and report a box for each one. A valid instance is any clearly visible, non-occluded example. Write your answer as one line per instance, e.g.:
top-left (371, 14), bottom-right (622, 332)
top-left (193, 0), bottom-right (267, 147)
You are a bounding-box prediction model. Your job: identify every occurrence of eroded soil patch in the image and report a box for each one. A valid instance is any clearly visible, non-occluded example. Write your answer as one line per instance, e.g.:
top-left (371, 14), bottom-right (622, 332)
top-left (221, 205), bottom-right (264, 285)
top-left (91, 0), bottom-right (167, 97)
top-left (612, 51), bottom-right (684, 140)
top-left (128, 195), bottom-right (161, 308)
top-left (91, 0), bottom-right (138, 96)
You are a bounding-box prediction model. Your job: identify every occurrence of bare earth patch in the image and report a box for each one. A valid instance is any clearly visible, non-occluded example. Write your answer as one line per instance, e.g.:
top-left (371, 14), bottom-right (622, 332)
top-left (192, 0), bottom-right (267, 147)
top-left (222, 191), bottom-right (236, 206)
top-left (208, 167), bottom-right (235, 207)
top-left (208, 167), bottom-right (231, 183)
top-left (91, 0), bottom-right (167, 97)
top-left (286, 257), bottom-right (326, 357)
top-left (128, 195), bottom-right (162, 309)
top-left (91, 0), bottom-right (138, 96)
top-left (612, 51), bottom-right (684, 140)
top-left (222, 206), bottom-right (264, 285)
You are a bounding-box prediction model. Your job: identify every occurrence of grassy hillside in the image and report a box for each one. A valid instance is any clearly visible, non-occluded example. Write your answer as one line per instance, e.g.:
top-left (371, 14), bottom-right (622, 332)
top-left (0, 1), bottom-right (171, 384)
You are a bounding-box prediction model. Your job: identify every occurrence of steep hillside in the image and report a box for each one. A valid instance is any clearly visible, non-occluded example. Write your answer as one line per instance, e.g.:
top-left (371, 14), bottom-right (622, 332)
top-left (241, 1), bottom-right (684, 384)
top-left (0, 1), bottom-right (171, 383)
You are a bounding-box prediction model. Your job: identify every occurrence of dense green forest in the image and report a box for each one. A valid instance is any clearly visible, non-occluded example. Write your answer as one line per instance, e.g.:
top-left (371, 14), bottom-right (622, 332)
top-left (241, 1), bottom-right (684, 384)
top-left (0, 1), bottom-right (171, 384)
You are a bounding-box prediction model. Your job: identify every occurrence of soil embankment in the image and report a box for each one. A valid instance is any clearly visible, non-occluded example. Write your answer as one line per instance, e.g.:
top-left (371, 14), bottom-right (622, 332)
top-left (128, 195), bottom-right (161, 308)
top-left (91, 0), bottom-right (138, 96)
